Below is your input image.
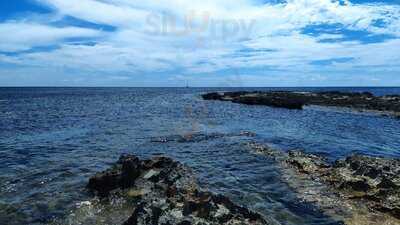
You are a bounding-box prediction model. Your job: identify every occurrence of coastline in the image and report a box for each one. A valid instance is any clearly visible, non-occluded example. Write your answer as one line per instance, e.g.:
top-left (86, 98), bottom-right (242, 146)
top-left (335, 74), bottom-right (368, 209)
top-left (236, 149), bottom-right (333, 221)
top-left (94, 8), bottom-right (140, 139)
top-left (202, 91), bottom-right (400, 118)
top-left (81, 90), bottom-right (400, 225)
top-left (81, 144), bottom-right (400, 225)
top-left (246, 142), bottom-right (400, 225)
top-left (2, 87), bottom-right (400, 225)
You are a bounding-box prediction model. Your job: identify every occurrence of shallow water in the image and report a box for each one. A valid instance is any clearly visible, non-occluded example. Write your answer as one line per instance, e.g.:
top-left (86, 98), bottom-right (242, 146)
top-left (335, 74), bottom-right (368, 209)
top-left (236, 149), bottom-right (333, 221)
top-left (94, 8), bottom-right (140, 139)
top-left (1, 87), bottom-right (399, 225)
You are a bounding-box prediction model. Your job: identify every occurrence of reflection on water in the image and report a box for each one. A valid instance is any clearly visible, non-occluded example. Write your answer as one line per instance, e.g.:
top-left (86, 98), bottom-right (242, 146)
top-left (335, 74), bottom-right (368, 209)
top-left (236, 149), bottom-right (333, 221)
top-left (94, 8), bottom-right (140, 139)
top-left (1, 87), bottom-right (399, 225)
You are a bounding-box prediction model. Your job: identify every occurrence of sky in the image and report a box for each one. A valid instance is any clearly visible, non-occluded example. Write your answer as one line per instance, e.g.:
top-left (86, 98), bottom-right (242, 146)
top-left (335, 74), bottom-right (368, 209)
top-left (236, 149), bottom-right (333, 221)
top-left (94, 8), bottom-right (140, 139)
top-left (0, 0), bottom-right (400, 87)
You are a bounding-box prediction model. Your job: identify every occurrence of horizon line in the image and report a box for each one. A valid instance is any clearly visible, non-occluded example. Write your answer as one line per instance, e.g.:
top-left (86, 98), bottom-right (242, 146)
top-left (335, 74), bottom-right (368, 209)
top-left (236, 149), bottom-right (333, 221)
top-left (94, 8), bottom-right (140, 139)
top-left (1, 86), bottom-right (400, 88)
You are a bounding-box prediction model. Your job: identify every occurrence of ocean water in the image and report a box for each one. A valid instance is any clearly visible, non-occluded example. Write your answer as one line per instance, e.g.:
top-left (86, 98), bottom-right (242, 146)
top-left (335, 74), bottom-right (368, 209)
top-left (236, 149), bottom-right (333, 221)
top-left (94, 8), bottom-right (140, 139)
top-left (1, 87), bottom-right (399, 225)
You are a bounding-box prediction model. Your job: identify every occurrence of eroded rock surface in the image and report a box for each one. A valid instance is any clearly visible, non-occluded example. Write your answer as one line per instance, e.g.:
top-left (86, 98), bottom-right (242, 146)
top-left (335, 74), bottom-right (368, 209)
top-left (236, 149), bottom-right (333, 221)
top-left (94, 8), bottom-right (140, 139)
top-left (286, 152), bottom-right (400, 214)
top-left (327, 155), bottom-right (400, 218)
top-left (246, 142), bottom-right (400, 223)
top-left (202, 91), bottom-right (400, 116)
top-left (88, 154), bottom-right (269, 225)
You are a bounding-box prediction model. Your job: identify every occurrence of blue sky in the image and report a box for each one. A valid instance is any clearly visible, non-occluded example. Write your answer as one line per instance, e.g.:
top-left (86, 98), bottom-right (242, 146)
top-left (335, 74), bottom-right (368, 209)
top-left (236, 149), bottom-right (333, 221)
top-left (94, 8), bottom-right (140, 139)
top-left (0, 0), bottom-right (400, 87)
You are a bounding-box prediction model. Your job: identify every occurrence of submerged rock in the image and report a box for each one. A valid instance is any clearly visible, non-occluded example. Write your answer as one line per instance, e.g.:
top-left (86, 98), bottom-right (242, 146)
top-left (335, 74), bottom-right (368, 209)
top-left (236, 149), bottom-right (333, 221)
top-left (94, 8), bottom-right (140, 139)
top-left (88, 154), bottom-right (269, 225)
top-left (150, 131), bottom-right (256, 144)
top-left (202, 91), bottom-right (400, 116)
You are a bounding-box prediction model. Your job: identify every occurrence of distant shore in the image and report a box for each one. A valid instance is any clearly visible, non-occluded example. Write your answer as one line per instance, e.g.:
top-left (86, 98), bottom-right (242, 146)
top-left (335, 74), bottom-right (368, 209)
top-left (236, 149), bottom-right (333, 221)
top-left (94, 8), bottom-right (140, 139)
top-left (202, 91), bottom-right (400, 118)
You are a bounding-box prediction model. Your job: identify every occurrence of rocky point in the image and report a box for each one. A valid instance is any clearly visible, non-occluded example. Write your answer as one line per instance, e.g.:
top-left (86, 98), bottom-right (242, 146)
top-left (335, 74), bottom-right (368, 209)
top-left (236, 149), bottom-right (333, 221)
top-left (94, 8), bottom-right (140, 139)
top-left (202, 91), bottom-right (400, 117)
top-left (87, 154), bottom-right (269, 225)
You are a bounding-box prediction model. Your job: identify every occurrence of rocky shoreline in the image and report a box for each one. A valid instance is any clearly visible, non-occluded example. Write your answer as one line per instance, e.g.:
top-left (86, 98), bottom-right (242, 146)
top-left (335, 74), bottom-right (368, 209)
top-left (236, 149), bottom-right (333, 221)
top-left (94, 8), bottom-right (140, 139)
top-left (247, 143), bottom-right (400, 225)
top-left (85, 147), bottom-right (400, 225)
top-left (202, 91), bottom-right (400, 117)
top-left (87, 154), bottom-right (269, 225)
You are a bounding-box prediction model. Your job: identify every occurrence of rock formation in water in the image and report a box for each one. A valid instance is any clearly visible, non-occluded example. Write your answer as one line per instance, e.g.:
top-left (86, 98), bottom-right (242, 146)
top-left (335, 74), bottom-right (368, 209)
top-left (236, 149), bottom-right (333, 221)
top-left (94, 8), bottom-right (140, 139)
top-left (202, 91), bottom-right (400, 116)
top-left (87, 154), bottom-right (269, 225)
top-left (247, 143), bottom-right (400, 222)
top-left (287, 152), bottom-right (400, 219)
top-left (150, 131), bottom-right (256, 143)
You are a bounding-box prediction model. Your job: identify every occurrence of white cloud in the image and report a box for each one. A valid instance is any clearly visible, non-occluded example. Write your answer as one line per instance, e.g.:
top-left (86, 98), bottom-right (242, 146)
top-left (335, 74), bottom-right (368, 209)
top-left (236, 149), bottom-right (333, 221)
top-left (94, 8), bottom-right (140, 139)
top-left (1, 0), bottom-right (400, 85)
top-left (38, 0), bottom-right (153, 27)
top-left (0, 22), bottom-right (102, 51)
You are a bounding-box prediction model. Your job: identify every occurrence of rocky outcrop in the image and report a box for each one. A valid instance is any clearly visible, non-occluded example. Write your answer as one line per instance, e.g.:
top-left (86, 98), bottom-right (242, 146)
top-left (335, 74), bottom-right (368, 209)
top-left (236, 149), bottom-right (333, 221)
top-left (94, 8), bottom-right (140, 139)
top-left (247, 143), bottom-right (400, 221)
top-left (328, 155), bottom-right (400, 217)
top-left (202, 92), bottom-right (305, 110)
top-left (88, 154), bottom-right (269, 225)
top-left (202, 91), bottom-right (400, 115)
top-left (287, 152), bottom-right (400, 219)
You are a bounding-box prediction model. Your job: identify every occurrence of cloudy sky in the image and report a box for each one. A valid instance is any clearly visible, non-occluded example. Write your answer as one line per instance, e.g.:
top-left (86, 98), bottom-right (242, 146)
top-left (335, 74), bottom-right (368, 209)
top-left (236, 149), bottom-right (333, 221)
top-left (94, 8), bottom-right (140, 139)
top-left (0, 0), bottom-right (400, 87)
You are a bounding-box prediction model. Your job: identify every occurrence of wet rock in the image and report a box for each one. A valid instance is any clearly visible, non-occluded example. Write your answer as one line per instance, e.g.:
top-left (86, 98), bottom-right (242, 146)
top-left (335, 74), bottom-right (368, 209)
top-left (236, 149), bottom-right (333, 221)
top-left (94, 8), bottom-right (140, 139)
top-left (88, 154), bottom-right (269, 225)
top-left (151, 132), bottom-right (256, 144)
top-left (245, 142), bottom-right (400, 224)
top-left (285, 151), bottom-right (400, 219)
top-left (87, 155), bottom-right (141, 197)
top-left (201, 92), bottom-right (223, 100)
top-left (286, 151), bottom-right (330, 174)
top-left (327, 155), bottom-right (400, 218)
top-left (202, 91), bottom-right (305, 110)
top-left (120, 155), bottom-right (142, 188)
top-left (143, 169), bottom-right (160, 180)
top-left (232, 95), bottom-right (305, 109)
top-left (87, 166), bottom-right (123, 197)
top-left (202, 91), bottom-right (400, 115)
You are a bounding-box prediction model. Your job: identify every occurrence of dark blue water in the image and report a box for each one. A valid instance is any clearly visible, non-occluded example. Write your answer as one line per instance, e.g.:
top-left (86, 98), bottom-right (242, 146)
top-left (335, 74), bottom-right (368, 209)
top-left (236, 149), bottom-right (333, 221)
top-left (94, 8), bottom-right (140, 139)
top-left (1, 87), bottom-right (399, 225)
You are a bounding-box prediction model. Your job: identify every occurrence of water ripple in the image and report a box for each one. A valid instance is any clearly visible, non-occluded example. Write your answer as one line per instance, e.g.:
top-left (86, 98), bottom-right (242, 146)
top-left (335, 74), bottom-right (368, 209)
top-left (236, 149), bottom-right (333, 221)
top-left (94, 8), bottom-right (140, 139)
top-left (0, 87), bottom-right (399, 225)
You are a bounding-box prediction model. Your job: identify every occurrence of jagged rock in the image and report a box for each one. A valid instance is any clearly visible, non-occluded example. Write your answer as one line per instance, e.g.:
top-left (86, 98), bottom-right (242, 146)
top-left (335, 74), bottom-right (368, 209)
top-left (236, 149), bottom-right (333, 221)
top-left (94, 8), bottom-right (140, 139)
top-left (121, 155), bottom-right (142, 188)
top-left (286, 151), bottom-right (330, 174)
top-left (284, 151), bottom-right (400, 219)
top-left (326, 155), bottom-right (400, 218)
top-left (87, 155), bottom-right (141, 197)
top-left (245, 142), bottom-right (400, 224)
top-left (88, 154), bottom-right (269, 225)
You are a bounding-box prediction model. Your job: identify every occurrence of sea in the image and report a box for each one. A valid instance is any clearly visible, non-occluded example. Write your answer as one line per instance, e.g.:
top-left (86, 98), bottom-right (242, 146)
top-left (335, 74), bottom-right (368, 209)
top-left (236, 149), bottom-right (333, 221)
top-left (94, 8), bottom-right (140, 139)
top-left (1, 87), bottom-right (400, 225)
